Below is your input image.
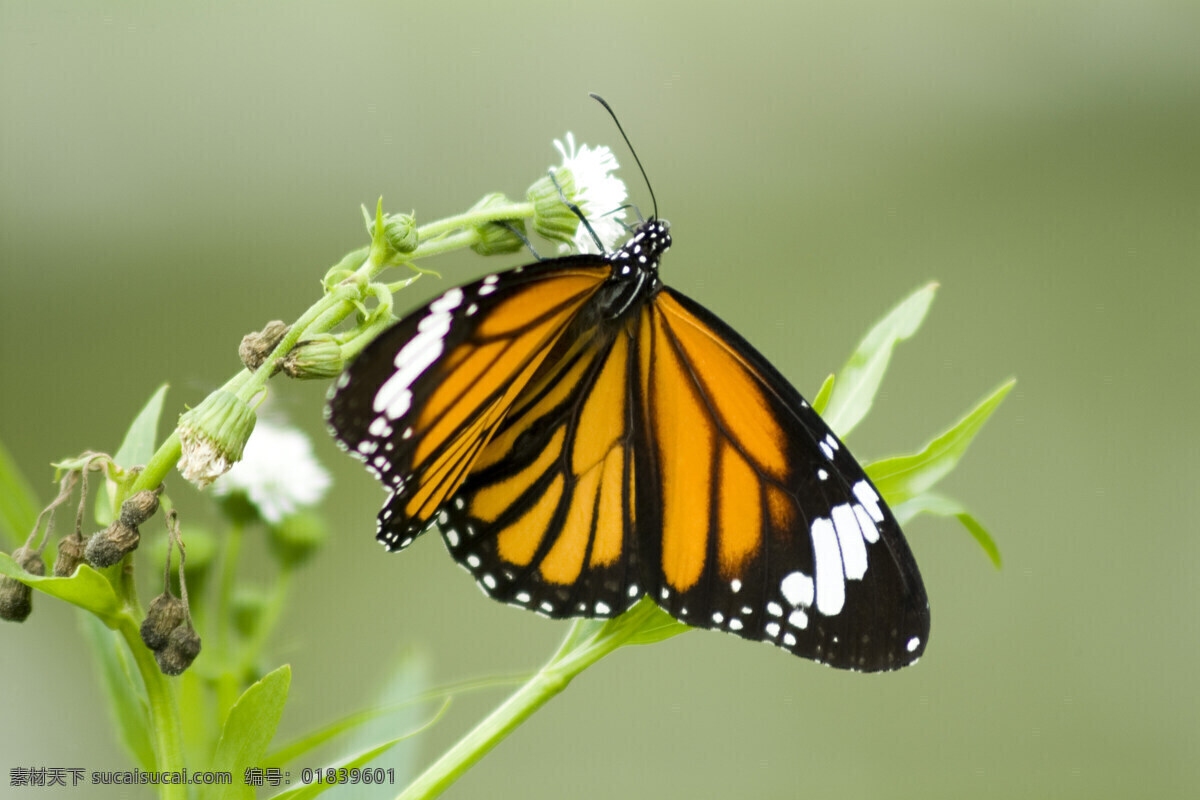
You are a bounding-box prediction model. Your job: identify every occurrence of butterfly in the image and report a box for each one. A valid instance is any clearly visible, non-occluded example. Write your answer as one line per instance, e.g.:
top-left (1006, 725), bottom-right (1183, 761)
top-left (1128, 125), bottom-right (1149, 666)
top-left (326, 216), bottom-right (930, 672)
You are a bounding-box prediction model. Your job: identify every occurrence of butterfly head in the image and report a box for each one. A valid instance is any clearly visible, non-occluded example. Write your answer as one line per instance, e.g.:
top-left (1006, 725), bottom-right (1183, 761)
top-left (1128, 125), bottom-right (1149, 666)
top-left (608, 218), bottom-right (671, 277)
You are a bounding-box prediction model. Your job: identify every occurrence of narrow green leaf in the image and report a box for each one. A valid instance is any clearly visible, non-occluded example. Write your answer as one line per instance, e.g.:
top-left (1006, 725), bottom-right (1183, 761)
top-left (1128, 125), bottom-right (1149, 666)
top-left (892, 491), bottom-right (1002, 568)
top-left (322, 649), bottom-right (429, 796)
top-left (0, 556), bottom-right (123, 623)
top-left (94, 383), bottom-right (169, 525)
top-left (266, 672), bottom-right (521, 769)
top-left (212, 665), bottom-right (292, 800)
top-left (78, 613), bottom-right (156, 770)
top-left (811, 373), bottom-right (835, 416)
top-left (114, 384), bottom-right (170, 468)
top-left (266, 700), bottom-right (450, 800)
top-left (824, 283), bottom-right (938, 438)
top-left (0, 436), bottom-right (40, 549)
top-left (867, 378), bottom-right (1015, 504)
top-left (621, 602), bottom-right (691, 647)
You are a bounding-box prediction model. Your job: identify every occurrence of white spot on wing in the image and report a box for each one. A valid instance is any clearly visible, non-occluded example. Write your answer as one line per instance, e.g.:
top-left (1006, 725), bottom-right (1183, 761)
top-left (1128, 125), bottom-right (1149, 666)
top-left (854, 504), bottom-right (879, 544)
top-left (811, 518), bottom-right (846, 616)
top-left (780, 572), bottom-right (814, 609)
top-left (832, 503), bottom-right (868, 580)
top-left (853, 480), bottom-right (885, 523)
top-left (907, 636), bottom-right (920, 652)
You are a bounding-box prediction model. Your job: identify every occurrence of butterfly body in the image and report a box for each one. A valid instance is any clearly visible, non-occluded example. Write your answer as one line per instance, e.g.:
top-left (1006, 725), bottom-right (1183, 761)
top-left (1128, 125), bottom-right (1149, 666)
top-left (327, 218), bottom-right (929, 671)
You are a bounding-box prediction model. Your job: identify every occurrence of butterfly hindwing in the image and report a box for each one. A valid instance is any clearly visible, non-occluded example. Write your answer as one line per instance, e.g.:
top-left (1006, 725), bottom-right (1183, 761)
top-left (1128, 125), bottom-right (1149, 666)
top-left (439, 314), bottom-right (645, 619)
top-left (639, 288), bottom-right (929, 670)
top-left (326, 257), bottom-right (612, 550)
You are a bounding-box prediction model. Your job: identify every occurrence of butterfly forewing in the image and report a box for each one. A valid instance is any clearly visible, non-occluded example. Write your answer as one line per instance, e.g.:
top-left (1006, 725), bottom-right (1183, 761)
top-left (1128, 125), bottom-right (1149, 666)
top-left (326, 258), bottom-right (612, 550)
top-left (641, 288), bottom-right (929, 670)
top-left (439, 314), bottom-right (645, 620)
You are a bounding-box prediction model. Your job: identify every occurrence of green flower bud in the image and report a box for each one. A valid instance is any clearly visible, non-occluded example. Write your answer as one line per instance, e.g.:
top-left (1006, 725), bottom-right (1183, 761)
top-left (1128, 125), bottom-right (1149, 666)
top-left (177, 390), bottom-right (257, 488)
top-left (267, 510), bottom-right (328, 569)
top-left (239, 321), bottom-right (291, 372)
top-left (281, 335), bottom-right (345, 380)
top-left (85, 520), bottom-right (140, 568)
top-left (141, 593), bottom-right (187, 651)
top-left (52, 535), bottom-right (87, 577)
top-left (155, 626), bottom-right (201, 676)
top-left (0, 547), bottom-right (45, 622)
top-left (527, 167), bottom-right (579, 245)
top-left (232, 588), bottom-right (268, 638)
top-left (371, 213), bottom-right (418, 254)
top-left (469, 193), bottom-right (526, 256)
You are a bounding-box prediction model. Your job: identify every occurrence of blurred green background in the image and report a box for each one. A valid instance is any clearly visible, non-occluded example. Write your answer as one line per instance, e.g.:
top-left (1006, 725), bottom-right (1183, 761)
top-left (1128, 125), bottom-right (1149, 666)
top-left (2, 1), bottom-right (1197, 798)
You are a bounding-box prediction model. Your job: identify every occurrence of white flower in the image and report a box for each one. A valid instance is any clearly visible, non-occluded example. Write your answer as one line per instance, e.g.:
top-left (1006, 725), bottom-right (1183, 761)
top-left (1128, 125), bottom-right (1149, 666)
top-left (552, 132), bottom-right (628, 254)
top-left (211, 417), bottom-right (331, 524)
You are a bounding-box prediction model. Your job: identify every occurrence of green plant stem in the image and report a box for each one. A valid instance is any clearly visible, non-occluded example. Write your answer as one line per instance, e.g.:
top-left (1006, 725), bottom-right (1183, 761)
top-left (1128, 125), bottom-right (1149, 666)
top-left (214, 519), bottom-right (244, 721)
top-left (397, 601), bottom-right (663, 800)
top-left (116, 614), bottom-right (187, 799)
top-left (126, 200), bottom-right (535, 498)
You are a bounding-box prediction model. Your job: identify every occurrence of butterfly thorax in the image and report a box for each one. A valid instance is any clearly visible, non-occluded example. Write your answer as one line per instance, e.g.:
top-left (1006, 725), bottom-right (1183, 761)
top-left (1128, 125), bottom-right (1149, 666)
top-left (595, 218), bottom-right (671, 321)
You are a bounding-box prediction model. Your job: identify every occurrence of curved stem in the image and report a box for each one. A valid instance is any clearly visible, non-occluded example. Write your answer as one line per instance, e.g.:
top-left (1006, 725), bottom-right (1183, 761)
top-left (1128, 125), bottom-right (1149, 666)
top-left (397, 601), bottom-right (665, 800)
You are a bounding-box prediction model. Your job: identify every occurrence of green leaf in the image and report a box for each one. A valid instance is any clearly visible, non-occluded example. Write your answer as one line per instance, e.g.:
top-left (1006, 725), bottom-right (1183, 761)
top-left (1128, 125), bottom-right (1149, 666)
top-left (0, 556), bottom-right (123, 623)
top-left (811, 373), bottom-right (834, 416)
top-left (94, 383), bottom-right (169, 525)
top-left (266, 700), bottom-right (450, 800)
top-left (823, 283), bottom-right (938, 438)
top-left (211, 665), bottom-right (292, 800)
top-left (114, 383), bottom-right (170, 468)
top-left (892, 491), bottom-right (1002, 568)
top-left (324, 649), bottom-right (428, 796)
top-left (620, 601), bottom-right (692, 647)
top-left (79, 613), bottom-right (156, 770)
top-left (867, 379), bottom-right (1015, 505)
top-left (0, 436), bottom-right (40, 549)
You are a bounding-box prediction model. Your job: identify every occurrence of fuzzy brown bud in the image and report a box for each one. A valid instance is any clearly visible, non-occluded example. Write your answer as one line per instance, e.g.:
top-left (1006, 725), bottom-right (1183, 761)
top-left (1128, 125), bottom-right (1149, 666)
top-left (1, 547), bottom-right (45, 622)
top-left (119, 490), bottom-right (161, 527)
top-left (53, 535), bottom-right (88, 577)
top-left (140, 593), bottom-right (188, 651)
top-left (85, 520), bottom-right (140, 568)
top-left (239, 321), bottom-right (291, 371)
top-left (155, 626), bottom-right (202, 675)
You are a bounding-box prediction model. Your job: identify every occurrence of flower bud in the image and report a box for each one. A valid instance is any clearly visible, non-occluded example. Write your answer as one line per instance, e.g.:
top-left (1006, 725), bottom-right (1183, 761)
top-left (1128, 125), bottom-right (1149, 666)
top-left (155, 626), bottom-right (202, 676)
top-left (85, 520), bottom-right (140, 568)
top-left (177, 390), bottom-right (257, 489)
top-left (267, 510), bottom-right (328, 569)
top-left (119, 490), bottom-right (161, 528)
top-left (53, 535), bottom-right (88, 577)
top-left (281, 335), bottom-right (345, 380)
top-left (140, 593), bottom-right (187, 651)
top-left (469, 193), bottom-right (526, 256)
top-left (0, 547), bottom-right (45, 622)
top-left (239, 321), bottom-right (291, 372)
top-left (232, 588), bottom-right (268, 638)
top-left (371, 213), bottom-right (419, 254)
top-left (527, 168), bottom-right (579, 245)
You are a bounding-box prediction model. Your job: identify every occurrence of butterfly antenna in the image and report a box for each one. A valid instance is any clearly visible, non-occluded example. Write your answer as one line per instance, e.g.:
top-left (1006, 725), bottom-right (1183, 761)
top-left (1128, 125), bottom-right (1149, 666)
top-left (589, 93), bottom-right (658, 220)
top-left (550, 170), bottom-right (606, 253)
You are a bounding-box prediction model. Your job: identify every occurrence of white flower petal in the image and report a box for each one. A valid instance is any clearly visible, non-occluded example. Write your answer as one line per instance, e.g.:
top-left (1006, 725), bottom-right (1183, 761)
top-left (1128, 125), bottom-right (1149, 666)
top-left (211, 418), bottom-right (331, 524)
top-left (552, 132), bottom-right (628, 254)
